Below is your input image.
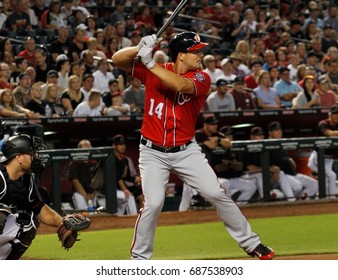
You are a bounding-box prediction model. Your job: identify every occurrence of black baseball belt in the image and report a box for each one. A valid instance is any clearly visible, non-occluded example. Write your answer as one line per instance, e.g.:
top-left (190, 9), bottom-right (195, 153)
top-left (140, 136), bottom-right (192, 153)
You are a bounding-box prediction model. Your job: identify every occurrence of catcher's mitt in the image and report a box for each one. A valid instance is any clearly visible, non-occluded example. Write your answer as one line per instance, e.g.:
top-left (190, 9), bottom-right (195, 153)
top-left (57, 213), bottom-right (91, 250)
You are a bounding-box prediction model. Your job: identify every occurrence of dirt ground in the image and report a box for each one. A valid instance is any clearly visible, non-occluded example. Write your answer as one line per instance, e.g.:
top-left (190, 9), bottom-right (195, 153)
top-left (39, 199), bottom-right (338, 260)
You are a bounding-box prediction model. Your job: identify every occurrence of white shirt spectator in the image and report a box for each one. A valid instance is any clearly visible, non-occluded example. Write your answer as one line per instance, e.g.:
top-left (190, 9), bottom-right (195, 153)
top-left (73, 101), bottom-right (102, 116)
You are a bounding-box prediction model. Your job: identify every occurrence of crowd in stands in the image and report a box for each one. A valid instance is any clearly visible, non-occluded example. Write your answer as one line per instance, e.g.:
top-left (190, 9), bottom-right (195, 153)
top-left (0, 0), bottom-right (337, 118)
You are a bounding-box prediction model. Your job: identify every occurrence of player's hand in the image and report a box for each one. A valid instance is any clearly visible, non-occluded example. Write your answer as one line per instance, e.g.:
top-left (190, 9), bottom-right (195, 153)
top-left (137, 34), bottom-right (158, 51)
top-left (138, 45), bottom-right (155, 69)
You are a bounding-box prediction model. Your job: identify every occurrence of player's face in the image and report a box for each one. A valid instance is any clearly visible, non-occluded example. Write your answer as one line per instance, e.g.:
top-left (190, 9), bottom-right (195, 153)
top-left (182, 49), bottom-right (204, 69)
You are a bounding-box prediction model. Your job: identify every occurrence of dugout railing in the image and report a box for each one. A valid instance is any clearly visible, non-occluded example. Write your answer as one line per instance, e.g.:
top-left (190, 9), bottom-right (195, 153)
top-left (40, 147), bottom-right (117, 214)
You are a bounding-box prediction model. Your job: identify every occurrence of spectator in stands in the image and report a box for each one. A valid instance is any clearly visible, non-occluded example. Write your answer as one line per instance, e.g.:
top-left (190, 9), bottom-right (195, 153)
top-left (41, 69), bottom-right (62, 95)
top-left (229, 77), bottom-right (256, 110)
top-left (49, 24), bottom-right (72, 64)
top-left (70, 60), bottom-right (85, 80)
top-left (69, 139), bottom-right (98, 210)
top-left (35, 48), bottom-right (53, 83)
top-left (222, 10), bottom-right (245, 51)
top-left (94, 28), bottom-right (107, 53)
top-left (274, 47), bottom-right (288, 69)
top-left (80, 72), bottom-right (94, 101)
top-left (104, 36), bottom-right (119, 60)
top-left (292, 75), bottom-right (320, 109)
top-left (273, 67), bottom-right (301, 108)
top-left (206, 78), bottom-right (235, 112)
top-left (0, 38), bottom-right (14, 66)
top-left (315, 75), bottom-right (338, 108)
top-left (287, 52), bottom-right (302, 82)
top-left (302, 2), bottom-right (324, 33)
top-left (268, 65), bottom-right (280, 86)
top-left (268, 121), bottom-right (318, 200)
top-left (153, 50), bottom-right (169, 64)
top-left (321, 58), bottom-right (338, 94)
top-left (4, 0), bottom-right (32, 35)
top-left (321, 24), bottom-right (338, 53)
top-left (1, 50), bottom-right (16, 74)
top-left (81, 49), bottom-right (96, 75)
top-left (112, 134), bottom-right (144, 211)
top-left (115, 21), bottom-right (131, 50)
top-left (262, 49), bottom-right (276, 71)
top-left (296, 64), bottom-right (306, 83)
top-left (242, 126), bottom-right (294, 201)
top-left (130, 30), bottom-right (142, 47)
top-left (134, 3), bottom-right (157, 35)
top-left (0, 88), bottom-right (38, 118)
top-left (288, 19), bottom-right (305, 41)
top-left (234, 40), bottom-right (251, 67)
top-left (102, 78), bottom-right (121, 107)
top-left (295, 42), bottom-right (307, 64)
top-left (123, 77), bottom-right (145, 114)
top-left (43, 83), bottom-right (64, 116)
top-left (202, 54), bottom-right (223, 92)
top-left (262, 26), bottom-right (282, 50)
top-left (303, 21), bottom-right (321, 41)
top-left (69, 23), bottom-right (88, 62)
top-left (93, 58), bottom-right (115, 93)
top-left (26, 66), bottom-right (36, 84)
top-left (244, 60), bottom-right (263, 90)
top-left (60, 74), bottom-right (84, 116)
top-left (31, 0), bottom-right (47, 22)
top-left (253, 70), bottom-right (282, 109)
top-left (323, 4), bottom-right (338, 35)
top-left (17, 37), bottom-right (36, 67)
top-left (73, 89), bottom-right (102, 117)
top-left (13, 72), bottom-right (31, 106)
top-left (85, 14), bottom-right (97, 38)
top-left (0, 1), bottom-right (8, 29)
top-left (308, 104), bottom-right (338, 199)
top-left (10, 56), bottom-right (28, 84)
top-left (239, 9), bottom-right (258, 40)
top-left (109, 0), bottom-right (126, 26)
top-left (0, 62), bottom-right (14, 90)
top-left (82, 37), bottom-right (106, 60)
top-left (218, 57), bottom-right (236, 83)
top-left (326, 47), bottom-right (338, 62)
top-left (124, 13), bottom-right (136, 38)
top-left (40, 0), bottom-right (66, 30)
top-left (105, 92), bottom-right (130, 116)
top-left (55, 54), bottom-right (70, 92)
top-left (229, 52), bottom-right (248, 77)
top-left (25, 81), bottom-right (46, 116)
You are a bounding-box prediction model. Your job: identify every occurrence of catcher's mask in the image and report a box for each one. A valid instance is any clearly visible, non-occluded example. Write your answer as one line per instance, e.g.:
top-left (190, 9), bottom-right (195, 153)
top-left (0, 133), bottom-right (49, 173)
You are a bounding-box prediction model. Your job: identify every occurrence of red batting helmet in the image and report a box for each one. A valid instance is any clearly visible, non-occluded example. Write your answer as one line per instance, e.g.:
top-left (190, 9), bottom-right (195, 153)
top-left (169, 31), bottom-right (208, 61)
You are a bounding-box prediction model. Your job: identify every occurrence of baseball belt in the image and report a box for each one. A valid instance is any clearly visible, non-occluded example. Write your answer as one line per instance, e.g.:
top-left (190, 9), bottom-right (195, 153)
top-left (140, 136), bottom-right (192, 153)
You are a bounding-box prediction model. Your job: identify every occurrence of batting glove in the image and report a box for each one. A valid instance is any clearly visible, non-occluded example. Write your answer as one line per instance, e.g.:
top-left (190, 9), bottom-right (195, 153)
top-left (138, 45), bottom-right (155, 69)
top-left (137, 34), bottom-right (158, 51)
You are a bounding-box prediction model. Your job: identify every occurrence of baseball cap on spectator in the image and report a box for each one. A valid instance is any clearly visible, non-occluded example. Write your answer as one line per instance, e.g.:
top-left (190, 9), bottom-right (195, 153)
top-left (330, 104), bottom-right (338, 114)
top-left (216, 79), bottom-right (228, 87)
top-left (112, 134), bottom-right (126, 145)
top-left (75, 23), bottom-right (88, 32)
top-left (82, 73), bottom-right (93, 81)
top-left (56, 54), bottom-right (69, 64)
top-left (324, 23), bottom-right (333, 29)
top-left (204, 116), bottom-right (219, 124)
top-left (233, 76), bottom-right (245, 85)
top-left (307, 51), bottom-right (319, 59)
top-left (229, 52), bottom-right (243, 61)
top-left (279, 67), bottom-right (290, 74)
top-left (125, 14), bottom-right (134, 20)
top-left (221, 58), bottom-right (232, 67)
top-left (135, 21), bottom-right (145, 29)
top-left (251, 126), bottom-right (264, 136)
top-left (317, 75), bottom-right (330, 84)
top-left (47, 70), bottom-right (58, 78)
top-left (250, 60), bottom-right (263, 68)
top-left (131, 30), bottom-right (141, 37)
top-left (268, 121), bottom-right (282, 131)
top-left (220, 126), bottom-right (233, 135)
top-left (160, 40), bottom-right (169, 49)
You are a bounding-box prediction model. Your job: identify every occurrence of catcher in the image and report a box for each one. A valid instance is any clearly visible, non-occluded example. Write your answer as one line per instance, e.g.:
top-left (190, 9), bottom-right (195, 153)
top-left (0, 134), bottom-right (90, 260)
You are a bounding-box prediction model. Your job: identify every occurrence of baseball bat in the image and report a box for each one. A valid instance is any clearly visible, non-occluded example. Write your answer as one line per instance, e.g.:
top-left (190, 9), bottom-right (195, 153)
top-left (135, 0), bottom-right (191, 62)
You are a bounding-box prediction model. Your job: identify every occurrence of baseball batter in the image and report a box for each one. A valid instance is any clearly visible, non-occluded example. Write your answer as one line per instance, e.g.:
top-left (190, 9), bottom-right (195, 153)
top-left (112, 31), bottom-right (275, 260)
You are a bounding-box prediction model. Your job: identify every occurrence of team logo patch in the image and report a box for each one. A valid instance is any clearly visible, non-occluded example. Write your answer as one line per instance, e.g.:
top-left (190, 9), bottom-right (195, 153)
top-left (194, 72), bottom-right (205, 83)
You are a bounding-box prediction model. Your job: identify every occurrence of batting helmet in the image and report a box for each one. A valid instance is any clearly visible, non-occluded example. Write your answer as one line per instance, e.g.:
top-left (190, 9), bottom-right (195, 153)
top-left (169, 31), bottom-right (208, 61)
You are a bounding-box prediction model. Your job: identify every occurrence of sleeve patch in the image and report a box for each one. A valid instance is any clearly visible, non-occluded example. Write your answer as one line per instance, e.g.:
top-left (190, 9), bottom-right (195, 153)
top-left (193, 72), bottom-right (206, 83)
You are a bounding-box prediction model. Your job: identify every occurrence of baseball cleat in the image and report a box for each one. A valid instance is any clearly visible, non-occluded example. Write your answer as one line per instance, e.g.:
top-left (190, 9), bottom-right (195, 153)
top-left (248, 243), bottom-right (275, 260)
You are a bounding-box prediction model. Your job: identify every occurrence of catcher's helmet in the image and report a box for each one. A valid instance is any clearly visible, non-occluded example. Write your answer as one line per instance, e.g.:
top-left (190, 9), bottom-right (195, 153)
top-left (0, 134), bottom-right (49, 173)
top-left (169, 31), bottom-right (208, 61)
